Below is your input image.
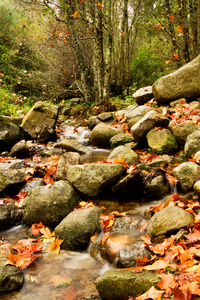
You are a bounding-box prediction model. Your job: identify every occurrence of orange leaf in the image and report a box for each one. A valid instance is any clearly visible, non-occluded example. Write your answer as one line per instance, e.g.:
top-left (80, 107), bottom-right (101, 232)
top-left (168, 14), bottom-right (174, 21)
top-left (140, 234), bottom-right (152, 246)
top-left (157, 273), bottom-right (177, 292)
top-left (149, 236), bottom-right (176, 255)
top-left (149, 202), bottom-right (163, 214)
top-left (179, 282), bottom-right (200, 295)
top-left (174, 53), bottom-right (179, 60)
top-left (101, 232), bottom-right (110, 246)
top-left (136, 286), bottom-right (164, 300)
top-left (97, 2), bottom-right (103, 10)
top-left (185, 229), bottom-right (200, 243)
top-left (177, 25), bottom-right (183, 33)
top-left (121, 32), bottom-right (125, 38)
top-left (73, 11), bottom-right (79, 18)
top-left (60, 286), bottom-right (81, 300)
top-left (171, 288), bottom-right (192, 300)
top-left (31, 222), bottom-right (45, 235)
top-left (49, 275), bottom-right (71, 287)
top-left (144, 259), bottom-right (170, 270)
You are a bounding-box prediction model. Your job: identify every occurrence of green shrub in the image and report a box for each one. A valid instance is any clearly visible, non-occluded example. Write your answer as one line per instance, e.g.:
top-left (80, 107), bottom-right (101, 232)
top-left (130, 46), bottom-right (171, 89)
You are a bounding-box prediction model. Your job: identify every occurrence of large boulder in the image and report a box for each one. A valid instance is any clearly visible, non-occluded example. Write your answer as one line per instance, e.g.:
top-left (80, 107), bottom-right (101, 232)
top-left (172, 162), bottom-right (200, 192)
top-left (133, 86), bottom-right (154, 105)
top-left (144, 174), bottom-right (169, 198)
top-left (146, 128), bottom-right (178, 154)
top-left (118, 241), bottom-right (151, 268)
top-left (0, 199), bottom-right (21, 229)
top-left (131, 110), bottom-right (169, 142)
top-left (184, 130), bottom-right (200, 157)
top-left (152, 54), bottom-right (200, 103)
top-left (111, 170), bottom-right (143, 197)
top-left (147, 206), bottom-right (194, 239)
top-left (9, 140), bottom-right (30, 158)
top-left (22, 180), bottom-right (80, 226)
top-left (55, 206), bottom-right (102, 250)
top-left (0, 116), bottom-right (21, 152)
top-left (0, 169), bottom-right (26, 194)
top-left (109, 133), bottom-right (135, 149)
top-left (60, 138), bottom-right (92, 155)
top-left (56, 152), bottom-right (80, 180)
top-left (95, 269), bottom-right (160, 300)
top-left (90, 123), bottom-right (124, 148)
top-left (67, 163), bottom-right (126, 198)
top-left (107, 145), bottom-right (139, 166)
top-left (0, 261), bottom-right (24, 292)
top-left (20, 101), bottom-right (59, 140)
top-left (172, 122), bottom-right (196, 148)
top-left (124, 105), bottom-right (153, 119)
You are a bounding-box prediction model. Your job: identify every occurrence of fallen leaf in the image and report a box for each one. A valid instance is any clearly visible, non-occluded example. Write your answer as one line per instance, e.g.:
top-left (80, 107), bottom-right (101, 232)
top-left (136, 286), bottom-right (164, 300)
top-left (60, 286), bottom-right (81, 300)
top-left (157, 273), bottom-right (177, 292)
top-left (144, 259), bottom-right (170, 271)
top-left (49, 275), bottom-right (71, 287)
top-left (171, 288), bottom-right (192, 300)
top-left (46, 237), bottom-right (63, 254)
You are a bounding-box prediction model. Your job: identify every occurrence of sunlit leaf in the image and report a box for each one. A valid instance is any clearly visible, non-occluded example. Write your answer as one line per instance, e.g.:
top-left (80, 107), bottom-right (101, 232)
top-left (157, 273), bottom-right (177, 292)
top-left (136, 286), bottom-right (164, 300)
top-left (46, 237), bottom-right (63, 254)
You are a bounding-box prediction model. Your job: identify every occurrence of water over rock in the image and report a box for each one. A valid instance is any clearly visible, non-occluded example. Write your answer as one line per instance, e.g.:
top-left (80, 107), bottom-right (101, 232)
top-left (147, 206), bottom-right (194, 239)
top-left (152, 54), bottom-right (200, 103)
top-left (67, 163), bottom-right (126, 198)
top-left (22, 180), bottom-right (80, 226)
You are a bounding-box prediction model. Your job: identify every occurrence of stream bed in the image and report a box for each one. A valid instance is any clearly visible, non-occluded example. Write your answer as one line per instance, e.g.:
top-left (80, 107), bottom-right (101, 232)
top-left (0, 118), bottom-right (178, 300)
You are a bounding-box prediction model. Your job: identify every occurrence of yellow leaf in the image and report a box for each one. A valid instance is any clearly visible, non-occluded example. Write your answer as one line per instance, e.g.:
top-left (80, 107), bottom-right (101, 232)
top-left (39, 227), bottom-right (55, 239)
top-left (46, 237), bottom-right (63, 254)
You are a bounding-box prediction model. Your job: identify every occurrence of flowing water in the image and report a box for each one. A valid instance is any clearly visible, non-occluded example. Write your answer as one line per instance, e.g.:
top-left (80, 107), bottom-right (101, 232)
top-left (0, 119), bottom-right (177, 300)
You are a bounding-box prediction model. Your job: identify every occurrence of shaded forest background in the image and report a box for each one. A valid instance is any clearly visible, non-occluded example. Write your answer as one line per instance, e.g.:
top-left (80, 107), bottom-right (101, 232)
top-left (0, 0), bottom-right (199, 116)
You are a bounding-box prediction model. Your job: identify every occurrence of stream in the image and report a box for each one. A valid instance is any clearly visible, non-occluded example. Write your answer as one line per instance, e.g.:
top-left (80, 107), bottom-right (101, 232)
top-left (0, 118), bottom-right (177, 300)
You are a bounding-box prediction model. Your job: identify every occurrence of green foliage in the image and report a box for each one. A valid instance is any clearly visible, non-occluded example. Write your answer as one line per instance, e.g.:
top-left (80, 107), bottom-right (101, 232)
top-left (0, 87), bottom-right (33, 116)
top-left (130, 46), bottom-right (170, 89)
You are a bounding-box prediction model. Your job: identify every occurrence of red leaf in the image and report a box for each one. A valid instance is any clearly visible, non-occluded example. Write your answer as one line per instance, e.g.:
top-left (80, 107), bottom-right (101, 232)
top-left (60, 286), bottom-right (81, 300)
top-left (171, 288), bottom-right (192, 300)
